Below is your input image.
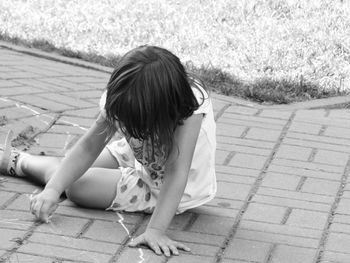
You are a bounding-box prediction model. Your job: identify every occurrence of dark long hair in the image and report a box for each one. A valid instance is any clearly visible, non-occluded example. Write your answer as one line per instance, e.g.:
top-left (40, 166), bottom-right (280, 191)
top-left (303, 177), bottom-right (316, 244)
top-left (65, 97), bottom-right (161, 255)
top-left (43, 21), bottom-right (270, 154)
top-left (104, 45), bottom-right (206, 159)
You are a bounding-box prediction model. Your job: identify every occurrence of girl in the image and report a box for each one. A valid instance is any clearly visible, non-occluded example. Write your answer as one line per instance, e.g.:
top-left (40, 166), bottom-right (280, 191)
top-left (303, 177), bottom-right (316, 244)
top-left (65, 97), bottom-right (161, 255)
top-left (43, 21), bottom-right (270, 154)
top-left (0, 46), bottom-right (216, 256)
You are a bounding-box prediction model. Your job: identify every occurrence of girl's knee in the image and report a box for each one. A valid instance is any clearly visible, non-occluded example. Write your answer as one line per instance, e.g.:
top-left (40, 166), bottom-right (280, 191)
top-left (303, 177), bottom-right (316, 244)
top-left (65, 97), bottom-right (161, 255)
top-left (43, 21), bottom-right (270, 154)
top-left (65, 182), bottom-right (84, 205)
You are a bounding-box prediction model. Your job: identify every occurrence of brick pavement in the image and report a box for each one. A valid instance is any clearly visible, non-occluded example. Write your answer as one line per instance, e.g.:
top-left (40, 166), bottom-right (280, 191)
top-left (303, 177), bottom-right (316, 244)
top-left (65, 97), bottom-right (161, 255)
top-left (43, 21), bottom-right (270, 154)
top-left (1, 43), bottom-right (350, 262)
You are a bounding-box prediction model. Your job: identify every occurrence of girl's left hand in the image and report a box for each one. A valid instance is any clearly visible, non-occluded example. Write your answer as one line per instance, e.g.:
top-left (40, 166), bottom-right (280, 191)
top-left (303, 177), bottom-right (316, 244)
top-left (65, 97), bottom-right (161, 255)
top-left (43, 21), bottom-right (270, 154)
top-left (128, 228), bottom-right (191, 257)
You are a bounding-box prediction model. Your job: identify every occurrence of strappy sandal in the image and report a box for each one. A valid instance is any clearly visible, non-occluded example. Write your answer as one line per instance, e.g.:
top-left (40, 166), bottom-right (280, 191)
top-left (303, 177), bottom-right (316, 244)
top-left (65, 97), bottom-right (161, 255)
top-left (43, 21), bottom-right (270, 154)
top-left (0, 130), bottom-right (21, 176)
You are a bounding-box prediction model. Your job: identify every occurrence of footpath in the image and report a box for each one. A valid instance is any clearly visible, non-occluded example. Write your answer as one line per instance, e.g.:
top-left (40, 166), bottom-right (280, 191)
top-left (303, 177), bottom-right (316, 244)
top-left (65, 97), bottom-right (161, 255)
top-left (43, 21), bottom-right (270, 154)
top-left (1, 42), bottom-right (350, 263)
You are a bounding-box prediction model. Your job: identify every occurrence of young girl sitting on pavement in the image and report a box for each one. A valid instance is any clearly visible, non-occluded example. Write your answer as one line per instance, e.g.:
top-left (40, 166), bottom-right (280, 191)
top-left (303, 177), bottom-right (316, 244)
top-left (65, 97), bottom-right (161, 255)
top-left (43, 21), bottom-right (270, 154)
top-left (0, 45), bottom-right (216, 257)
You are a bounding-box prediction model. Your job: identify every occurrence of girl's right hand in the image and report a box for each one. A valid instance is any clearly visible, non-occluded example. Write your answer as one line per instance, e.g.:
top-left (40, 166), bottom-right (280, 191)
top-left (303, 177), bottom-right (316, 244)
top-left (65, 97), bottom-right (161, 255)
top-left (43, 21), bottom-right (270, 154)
top-left (29, 188), bottom-right (60, 223)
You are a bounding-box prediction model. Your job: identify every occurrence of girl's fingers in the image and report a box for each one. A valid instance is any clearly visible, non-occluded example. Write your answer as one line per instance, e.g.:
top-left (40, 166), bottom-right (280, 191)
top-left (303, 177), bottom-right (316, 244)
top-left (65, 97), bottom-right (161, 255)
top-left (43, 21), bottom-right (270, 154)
top-left (128, 240), bottom-right (137, 247)
top-left (151, 243), bottom-right (162, 255)
top-left (159, 244), bottom-right (171, 257)
top-left (174, 242), bottom-right (191, 252)
top-left (168, 244), bottom-right (179, 256)
top-left (33, 200), bottom-right (44, 220)
top-left (40, 202), bottom-right (54, 223)
top-left (29, 198), bottom-right (36, 213)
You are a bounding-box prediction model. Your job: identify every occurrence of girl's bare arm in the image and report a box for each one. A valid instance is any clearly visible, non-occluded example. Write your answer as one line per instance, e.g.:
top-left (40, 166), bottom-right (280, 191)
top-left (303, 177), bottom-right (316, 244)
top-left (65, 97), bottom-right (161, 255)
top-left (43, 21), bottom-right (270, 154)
top-left (130, 113), bottom-right (203, 256)
top-left (46, 113), bottom-right (114, 194)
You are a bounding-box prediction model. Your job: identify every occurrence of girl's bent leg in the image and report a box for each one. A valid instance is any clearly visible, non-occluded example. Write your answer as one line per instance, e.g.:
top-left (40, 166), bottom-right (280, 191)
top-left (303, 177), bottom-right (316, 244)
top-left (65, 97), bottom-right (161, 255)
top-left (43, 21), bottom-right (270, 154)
top-left (19, 148), bottom-right (119, 185)
top-left (65, 168), bottom-right (121, 209)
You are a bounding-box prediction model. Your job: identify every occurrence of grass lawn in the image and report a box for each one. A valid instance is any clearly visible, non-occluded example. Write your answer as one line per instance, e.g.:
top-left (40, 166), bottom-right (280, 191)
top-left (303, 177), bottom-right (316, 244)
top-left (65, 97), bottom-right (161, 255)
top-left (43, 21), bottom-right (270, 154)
top-left (1, 0), bottom-right (350, 104)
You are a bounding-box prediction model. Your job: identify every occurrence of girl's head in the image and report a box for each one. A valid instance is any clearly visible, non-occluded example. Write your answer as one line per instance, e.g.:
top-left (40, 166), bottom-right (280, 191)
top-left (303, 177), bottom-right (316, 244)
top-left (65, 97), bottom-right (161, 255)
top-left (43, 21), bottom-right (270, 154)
top-left (104, 45), bottom-right (203, 157)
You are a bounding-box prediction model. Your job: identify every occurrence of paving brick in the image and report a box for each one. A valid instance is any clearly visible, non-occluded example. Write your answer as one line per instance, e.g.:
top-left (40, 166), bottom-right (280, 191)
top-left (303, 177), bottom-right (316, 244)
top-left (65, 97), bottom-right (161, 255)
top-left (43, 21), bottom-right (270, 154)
top-left (60, 75), bottom-right (108, 83)
top-left (229, 153), bottom-right (267, 170)
top-left (189, 215), bottom-right (234, 236)
top-left (272, 158), bottom-right (344, 174)
top-left (294, 109), bottom-right (327, 119)
top-left (36, 133), bottom-right (71, 149)
top-left (287, 131), bottom-right (350, 147)
top-left (240, 220), bottom-right (322, 239)
top-left (313, 149), bottom-right (349, 166)
top-left (221, 259), bottom-right (247, 263)
top-left (39, 77), bottom-right (89, 90)
top-left (117, 247), bottom-right (165, 263)
top-left (245, 127), bottom-right (281, 141)
top-left (0, 209), bottom-right (34, 230)
top-left (325, 232), bottom-right (350, 254)
top-left (191, 205), bottom-right (239, 218)
top-left (335, 198), bottom-right (350, 215)
top-left (289, 121), bottom-right (322, 135)
top-left (327, 110), bottom-right (350, 120)
top-left (217, 136), bottom-right (275, 149)
top-left (252, 194), bottom-right (331, 212)
top-left (216, 123), bottom-right (246, 137)
top-left (12, 65), bottom-right (69, 77)
top-left (7, 252), bottom-right (54, 263)
top-left (1, 180), bottom-right (39, 194)
top-left (13, 94), bottom-right (74, 111)
top-left (168, 255), bottom-right (214, 263)
top-left (267, 164), bottom-right (342, 181)
top-left (206, 198), bottom-right (243, 210)
top-left (301, 178), bottom-right (339, 196)
top-left (59, 115), bottom-right (94, 127)
top-left (1, 106), bottom-right (41, 119)
top-left (261, 172), bottom-right (301, 190)
top-left (0, 71), bottom-right (42, 79)
top-left (167, 230), bottom-right (226, 246)
top-left (333, 214), bottom-right (350, 224)
top-left (324, 126), bottom-right (350, 140)
top-left (224, 238), bottom-right (271, 261)
top-left (216, 165), bottom-right (261, 178)
top-left (222, 112), bottom-right (287, 126)
top-left (0, 229), bottom-right (26, 250)
top-left (56, 205), bottom-right (142, 223)
top-left (275, 144), bottom-right (313, 161)
top-left (0, 79), bottom-right (20, 88)
top-left (226, 105), bottom-right (260, 115)
top-left (64, 107), bottom-right (100, 118)
top-left (181, 243), bottom-right (218, 257)
top-left (242, 203), bottom-right (286, 224)
top-left (65, 90), bottom-right (104, 99)
top-left (35, 215), bottom-right (90, 236)
top-left (0, 191), bottom-right (17, 207)
top-left (18, 242), bottom-right (112, 262)
top-left (83, 220), bottom-right (132, 243)
top-left (48, 124), bottom-right (86, 136)
top-left (330, 222), bottom-right (350, 234)
top-left (322, 250), bottom-right (350, 263)
top-left (286, 209), bottom-right (328, 229)
top-left (270, 245), bottom-right (317, 263)
top-left (0, 86), bottom-right (43, 96)
top-left (257, 187), bottom-right (334, 204)
top-left (235, 229), bottom-right (319, 248)
top-left (283, 137), bottom-right (350, 154)
top-left (29, 232), bottom-right (118, 254)
top-left (14, 78), bottom-right (71, 92)
top-left (220, 117), bottom-right (283, 130)
top-left (258, 110), bottom-right (292, 120)
top-left (217, 172), bottom-right (256, 185)
top-left (216, 182), bottom-right (251, 201)
top-left (217, 142), bottom-right (272, 156)
top-left (38, 93), bottom-right (95, 108)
